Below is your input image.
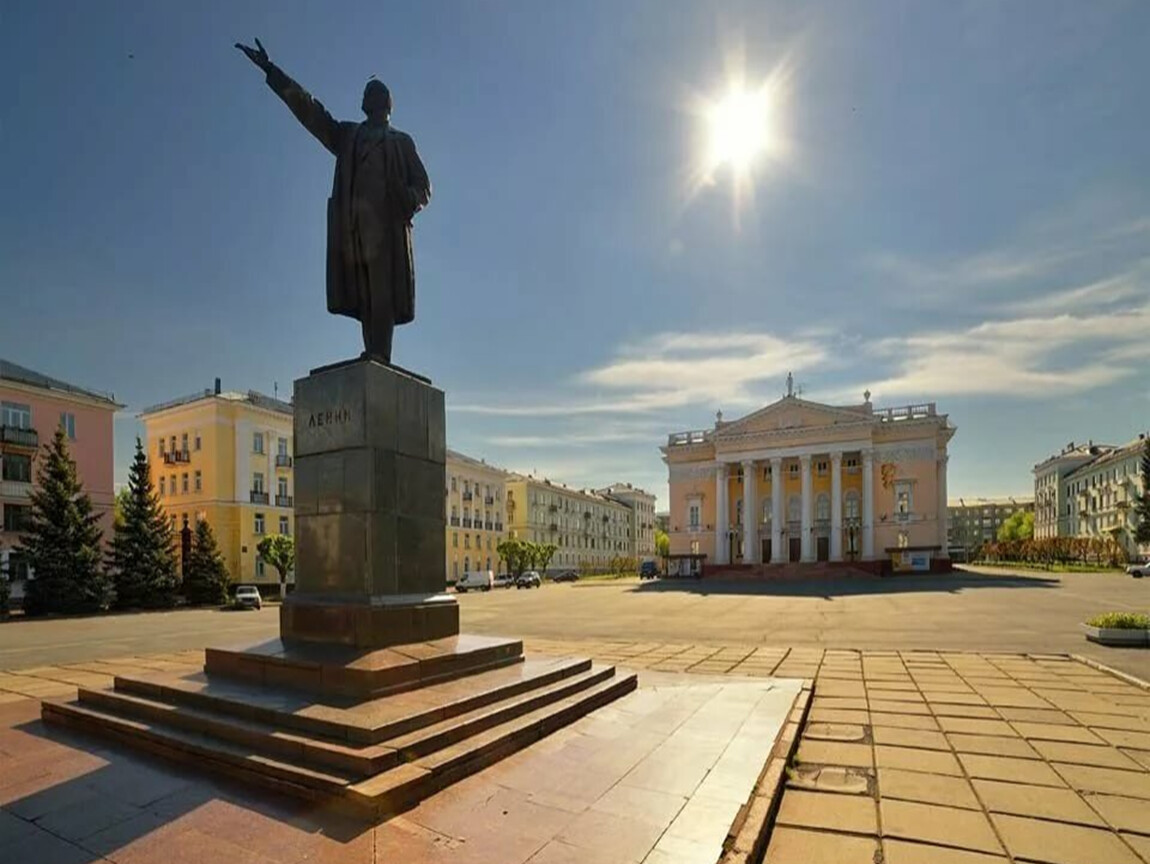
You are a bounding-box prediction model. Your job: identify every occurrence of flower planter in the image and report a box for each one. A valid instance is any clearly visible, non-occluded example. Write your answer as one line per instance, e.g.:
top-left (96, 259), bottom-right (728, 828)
top-left (1082, 624), bottom-right (1150, 647)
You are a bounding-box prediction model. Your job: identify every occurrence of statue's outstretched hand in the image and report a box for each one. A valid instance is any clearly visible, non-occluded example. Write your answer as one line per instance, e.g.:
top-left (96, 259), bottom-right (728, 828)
top-left (235, 38), bottom-right (271, 72)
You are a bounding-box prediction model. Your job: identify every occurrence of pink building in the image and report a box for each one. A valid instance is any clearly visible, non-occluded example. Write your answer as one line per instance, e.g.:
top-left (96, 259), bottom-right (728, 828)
top-left (1, 360), bottom-right (122, 597)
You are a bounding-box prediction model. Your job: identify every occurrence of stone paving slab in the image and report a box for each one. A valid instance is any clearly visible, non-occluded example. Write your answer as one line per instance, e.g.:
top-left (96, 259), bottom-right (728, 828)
top-left (3, 642), bottom-right (1150, 863)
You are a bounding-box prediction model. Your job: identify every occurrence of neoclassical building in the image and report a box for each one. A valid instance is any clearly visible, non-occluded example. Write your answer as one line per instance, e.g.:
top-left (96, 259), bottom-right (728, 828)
top-left (662, 387), bottom-right (955, 573)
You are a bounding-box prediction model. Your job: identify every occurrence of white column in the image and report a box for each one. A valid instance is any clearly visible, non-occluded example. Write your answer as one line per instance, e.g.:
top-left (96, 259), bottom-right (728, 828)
top-left (714, 464), bottom-right (728, 565)
top-left (741, 460), bottom-right (758, 564)
top-left (770, 457), bottom-right (784, 563)
top-left (800, 454), bottom-right (813, 562)
top-left (862, 449), bottom-right (875, 559)
top-left (938, 453), bottom-right (950, 558)
top-left (831, 451), bottom-right (843, 561)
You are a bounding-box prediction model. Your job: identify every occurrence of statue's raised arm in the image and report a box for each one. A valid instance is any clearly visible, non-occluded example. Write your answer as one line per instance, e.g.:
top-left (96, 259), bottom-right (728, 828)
top-left (235, 38), bottom-right (342, 156)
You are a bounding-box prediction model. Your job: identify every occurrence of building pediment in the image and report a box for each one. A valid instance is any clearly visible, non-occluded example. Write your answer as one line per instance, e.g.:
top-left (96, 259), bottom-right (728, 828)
top-left (715, 397), bottom-right (871, 441)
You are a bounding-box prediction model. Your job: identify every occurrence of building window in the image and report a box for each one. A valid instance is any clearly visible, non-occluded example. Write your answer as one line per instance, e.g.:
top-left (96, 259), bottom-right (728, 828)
top-left (816, 460), bottom-right (828, 476)
top-left (256, 557), bottom-right (265, 578)
top-left (59, 412), bottom-right (76, 439)
top-left (181, 432), bottom-right (189, 453)
top-left (254, 513), bottom-right (265, 535)
top-left (253, 432), bottom-right (264, 454)
top-left (787, 495), bottom-right (802, 522)
top-left (735, 499), bottom-right (743, 526)
top-left (452, 532), bottom-right (458, 548)
top-left (194, 431), bottom-right (202, 451)
top-left (277, 437), bottom-right (288, 457)
top-left (895, 482), bottom-right (912, 516)
top-left (170, 436), bottom-right (176, 454)
top-left (252, 473), bottom-right (265, 494)
top-left (160, 476), bottom-right (166, 496)
top-left (1, 402), bottom-right (31, 429)
top-left (158, 438), bottom-right (166, 456)
top-left (169, 474), bottom-right (176, 495)
top-left (181, 473), bottom-right (189, 494)
top-left (816, 493), bottom-right (830, 521)
top-left (2, 504), bottom-right (30, 533)
top-left (451, 476), bottom-right (457, 492)
top-left (277, 476), bottom-right (288, 498)
top-left (279, 515), bottom-right (290, 535)
top-left (194, 470), bottom-right (202, 492)
top-left (762, 500), bottom-right (772, 523)
top-left (1, 454), bottom-right (31, 483)
top-left (464, 535), bottom-right (471, 549)
top-left (688, 502), bottom-right (701, 529)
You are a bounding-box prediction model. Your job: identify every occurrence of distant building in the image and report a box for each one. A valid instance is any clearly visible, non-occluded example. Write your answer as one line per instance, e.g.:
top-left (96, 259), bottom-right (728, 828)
top-left (505, 476), bottom-right (632, 573)
top-left (1061, 435), bottom-right (1149, 559)
top-left (947, 497), bottom-right (1034, 559)
top-left (663, 386), bottom-right (955, 573)
top-left (1033, 441), bottom-right (1107, 540)
top-left (0, 360), bottom-right (122, 598)
top-left (140, 380), bottom-right (293, 589)
top-left (595, 482), bottom-right (658, 561)
top-left (445, 449), bottom-right (509, 581)
top-left (655, 511), bottom-right (670, 534)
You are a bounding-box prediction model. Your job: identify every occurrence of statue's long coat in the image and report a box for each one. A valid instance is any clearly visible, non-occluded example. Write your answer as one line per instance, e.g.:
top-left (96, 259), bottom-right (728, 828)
top-left (265, 65), bottom-right (430, 325)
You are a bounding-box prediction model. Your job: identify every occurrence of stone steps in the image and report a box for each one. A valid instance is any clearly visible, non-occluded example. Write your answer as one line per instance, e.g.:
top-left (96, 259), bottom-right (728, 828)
top-left (42, 660), bottom-right (637, 818)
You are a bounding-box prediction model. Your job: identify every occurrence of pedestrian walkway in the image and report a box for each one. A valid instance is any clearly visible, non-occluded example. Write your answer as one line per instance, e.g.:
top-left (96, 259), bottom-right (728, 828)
top-left (1, 642), bottom-right (1149, 863)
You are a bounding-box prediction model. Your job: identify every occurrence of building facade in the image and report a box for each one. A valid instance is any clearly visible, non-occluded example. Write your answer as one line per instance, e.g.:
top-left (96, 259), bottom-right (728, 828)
top-left (947, 497), bottom-right (1034, 559)
top-left (0, 360), bottom-right (122, 597)
top-left (596, 483), bottom-right (658, 561)
top-left (140, 383), bottom-right (294, 589)
top-left (1033, 442), bottom-right (1105, 540)
top-left (505, 476), bottom-right (632, 573)
top-left (663, 390), bottom-right (955, 572)
top-left (445, 449), bottom-right (509, 582)
top-left (1057, 435), bottom-right (1148, 558)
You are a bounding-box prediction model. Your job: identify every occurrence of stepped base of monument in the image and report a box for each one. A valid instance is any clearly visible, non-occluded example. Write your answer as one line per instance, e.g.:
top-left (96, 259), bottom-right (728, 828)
top-left (42, 637), bottom-right (637, 819)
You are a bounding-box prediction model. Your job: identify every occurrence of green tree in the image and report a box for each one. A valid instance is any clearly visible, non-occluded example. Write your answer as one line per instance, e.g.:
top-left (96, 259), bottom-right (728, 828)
top-left (1135, 439), bottom-right (1150, 546)
top-left (20, 426), bottom-right (111, 615)
top-left (257, 534), bottom-right (295, 598)
top-left (997, 509), bottom-right (1035, 542)
top-left (496, 537), bottom-right (532, 578)
top-left (533, 542), bottom-right (558, 574)
top-left (109, 439), bottom-right (179, 609)
top-left (655, 528), bottom-right (670, 559)
top-left (113, 486), bottom-right (131, 529)
top-left (182, 519), bottom-right (231, 606)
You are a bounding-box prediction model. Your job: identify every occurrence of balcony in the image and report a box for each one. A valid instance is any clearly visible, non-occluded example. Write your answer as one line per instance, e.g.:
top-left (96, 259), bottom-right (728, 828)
top-left (0, 480), bottom-right (32, 499)
top-left (450, 516), bottom-right (460, 527)
top-left (0, 426), bottom-right (38, 449)
top-left (250, 491), bottom-right (269, 505)
top-left (484, 521), bottom-right (493, 530)
top-left (462, 518), bottom-right (473, 528)
top-left (275, 454), bottom-right (294, 468)
top-left (484, 496), bottom-right (494, 505)
top-left (549, 523), bottom-right (558, 532)
top-left (494, 522), bottom-right (503, 531)
top-left (162, 450), bottom-right (190, 465)
top-left (462, 491), bottom-right (473, 501)
top-left (275, 495), bottom-right (294, 507)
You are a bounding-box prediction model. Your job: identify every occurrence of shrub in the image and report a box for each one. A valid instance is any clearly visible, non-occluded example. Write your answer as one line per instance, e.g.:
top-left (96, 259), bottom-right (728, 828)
top-left (1085, 612), bottom-right (1150, 630)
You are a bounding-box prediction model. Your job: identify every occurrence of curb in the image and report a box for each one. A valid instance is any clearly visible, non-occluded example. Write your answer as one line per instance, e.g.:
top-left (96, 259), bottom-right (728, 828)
top-left (1070, 653), bottom-right (1150, 693)
top-left (719, 679), bottom-right (813, 863)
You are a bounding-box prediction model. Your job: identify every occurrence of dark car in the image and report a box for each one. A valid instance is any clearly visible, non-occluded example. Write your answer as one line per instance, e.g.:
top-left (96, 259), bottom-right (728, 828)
top-left (550, 570), bottom-right (579, 583)
top-left (639, 561), bottom-right (659, 580)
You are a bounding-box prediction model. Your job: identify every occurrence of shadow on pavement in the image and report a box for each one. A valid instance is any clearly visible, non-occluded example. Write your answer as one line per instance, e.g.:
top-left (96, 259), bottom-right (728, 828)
top-left (1, 707), bottom-right (370, 863)
top-left (629, 571), bottom-right (1061, 598)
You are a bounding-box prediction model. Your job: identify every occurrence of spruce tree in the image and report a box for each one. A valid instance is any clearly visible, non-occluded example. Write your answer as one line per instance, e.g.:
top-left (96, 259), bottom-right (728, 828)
top-left (109, 438), bottom-right (179, 608)
top-left (19, 426), bottom-right (111, 615)
top-left (183, 518), bottom-right (231, 606)
top-left (1135, 439), bottom-right (1150, 546)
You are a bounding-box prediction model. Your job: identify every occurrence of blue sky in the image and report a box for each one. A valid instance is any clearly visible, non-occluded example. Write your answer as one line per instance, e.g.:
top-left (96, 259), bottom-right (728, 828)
top-left (2, 1), bottom-right (1148, 508)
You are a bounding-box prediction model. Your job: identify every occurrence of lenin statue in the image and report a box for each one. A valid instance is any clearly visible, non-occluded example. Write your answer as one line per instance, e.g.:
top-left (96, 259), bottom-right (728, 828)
top-left (237, 39), bottom-right (431, 364)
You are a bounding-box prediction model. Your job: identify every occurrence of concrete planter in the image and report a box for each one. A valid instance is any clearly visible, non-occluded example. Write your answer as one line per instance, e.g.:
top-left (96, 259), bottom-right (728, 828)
top-left (1082, 624), bottom-right (1150, 647)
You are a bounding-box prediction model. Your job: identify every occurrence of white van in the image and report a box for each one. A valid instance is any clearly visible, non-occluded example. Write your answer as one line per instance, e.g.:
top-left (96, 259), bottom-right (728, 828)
top-left (455, 570), bottom-right (494, 593)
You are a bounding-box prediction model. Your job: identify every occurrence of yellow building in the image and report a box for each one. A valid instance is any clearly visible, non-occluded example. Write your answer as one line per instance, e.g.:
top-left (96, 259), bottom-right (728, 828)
top-left (140, 382), bottom-right (294, 589)
top-left (445, 449), bottom-right (509, 582)
top-left (505, 475), bottom-right (632, 573)
top-left (663, 384), bottom-right (955, 574)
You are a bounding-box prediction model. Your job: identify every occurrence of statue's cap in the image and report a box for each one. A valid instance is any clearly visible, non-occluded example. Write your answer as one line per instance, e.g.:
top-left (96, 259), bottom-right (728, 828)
top-left (362, 78), bottom-right (391, 114)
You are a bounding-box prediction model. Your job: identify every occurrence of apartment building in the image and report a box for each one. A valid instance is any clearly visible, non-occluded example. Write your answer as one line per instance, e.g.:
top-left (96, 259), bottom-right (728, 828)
top-left (445, 449), bottom-right (509, 582)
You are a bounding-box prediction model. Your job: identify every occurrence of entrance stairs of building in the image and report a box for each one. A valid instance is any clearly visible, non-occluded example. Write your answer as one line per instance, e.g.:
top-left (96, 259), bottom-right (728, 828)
top-left (703, 561), bottom-right (880, 580)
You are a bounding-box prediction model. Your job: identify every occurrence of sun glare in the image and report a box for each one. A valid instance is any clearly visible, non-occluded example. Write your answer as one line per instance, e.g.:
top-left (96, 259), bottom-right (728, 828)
top-left (706, 85), bottom-right (773, 173)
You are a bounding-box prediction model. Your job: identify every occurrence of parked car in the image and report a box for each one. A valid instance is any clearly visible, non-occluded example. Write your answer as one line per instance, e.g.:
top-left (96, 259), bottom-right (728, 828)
top-left (1127, 561), bottom-right (1150, 579)
top-left (516, 571), bottom-right (542, 589)
top-left (234, 585), bottom-right (262, 610)
top-left (455, 570), bottom-right (494, 593)
top-left (639, 561), bottom-right (659, 580)
top-left (550, 570), bottom-right (579, 583)
top-left (493, 573), bottom-right (515, 589)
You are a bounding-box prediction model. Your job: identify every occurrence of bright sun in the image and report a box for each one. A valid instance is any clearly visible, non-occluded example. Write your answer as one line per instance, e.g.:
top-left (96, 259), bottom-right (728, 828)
top-left (706, 85), bottom-right (774, 172)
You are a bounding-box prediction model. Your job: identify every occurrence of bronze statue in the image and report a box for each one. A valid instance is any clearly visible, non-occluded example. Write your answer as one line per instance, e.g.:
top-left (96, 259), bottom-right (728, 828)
top-left (236, 39), bottom-right (431, 364)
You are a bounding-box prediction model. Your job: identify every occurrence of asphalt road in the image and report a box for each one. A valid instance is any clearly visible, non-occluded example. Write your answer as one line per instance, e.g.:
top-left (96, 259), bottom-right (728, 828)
top-left (2, 566), bottom-right (1147, 680)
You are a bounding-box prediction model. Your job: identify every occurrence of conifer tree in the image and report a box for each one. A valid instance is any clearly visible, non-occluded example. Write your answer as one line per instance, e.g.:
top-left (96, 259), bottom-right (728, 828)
top-left (109, 438), bottom-right (179, 608)
top-left (182, 518), bottom-right (231, 606)
top-left (19, 426), bottom-right (111, 615)
top-left (1135, 439), bottom-right (1150, 546)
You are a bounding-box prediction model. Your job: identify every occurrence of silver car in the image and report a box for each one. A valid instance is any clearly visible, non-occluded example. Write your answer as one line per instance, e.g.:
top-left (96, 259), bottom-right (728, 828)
top-left (234, 585), bottom-right (262, 609)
